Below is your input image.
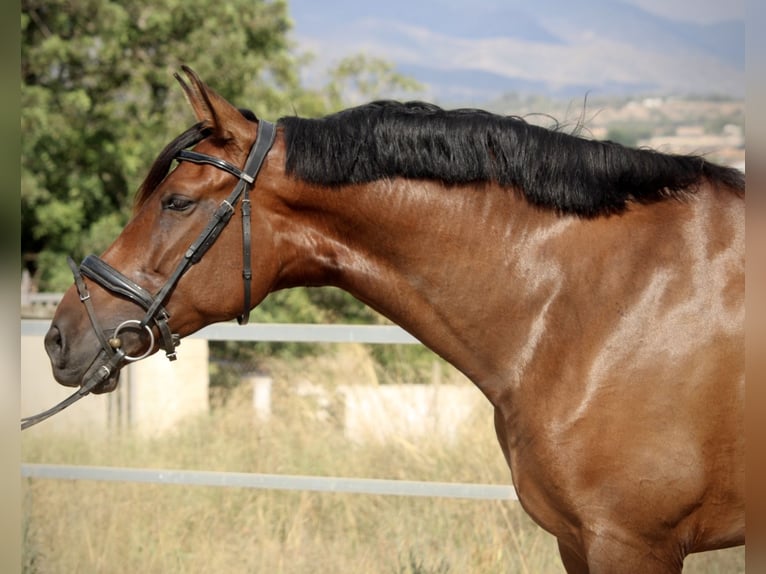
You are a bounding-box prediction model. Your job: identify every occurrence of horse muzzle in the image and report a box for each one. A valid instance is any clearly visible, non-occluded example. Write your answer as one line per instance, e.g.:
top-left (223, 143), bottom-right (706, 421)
top-left (44, 322), bottom-right (122, 393)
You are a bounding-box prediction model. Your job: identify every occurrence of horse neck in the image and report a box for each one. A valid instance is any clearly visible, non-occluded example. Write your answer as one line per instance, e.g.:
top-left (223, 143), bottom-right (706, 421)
top-left (274, 178), bottom-right (570, 401)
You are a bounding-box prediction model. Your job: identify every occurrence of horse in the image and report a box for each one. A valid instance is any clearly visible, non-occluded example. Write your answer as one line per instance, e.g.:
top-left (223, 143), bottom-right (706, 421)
top-left (43, 67), bottom-right (744, 573)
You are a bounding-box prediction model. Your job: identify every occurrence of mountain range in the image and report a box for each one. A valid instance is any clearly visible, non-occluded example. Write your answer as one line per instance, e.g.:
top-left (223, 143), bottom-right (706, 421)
top-left (288, 0), bottom-right (744, 103)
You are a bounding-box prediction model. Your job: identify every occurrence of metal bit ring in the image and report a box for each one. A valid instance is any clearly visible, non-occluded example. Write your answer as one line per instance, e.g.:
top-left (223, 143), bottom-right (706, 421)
top-left (112, 319), bottom-right (155, 362)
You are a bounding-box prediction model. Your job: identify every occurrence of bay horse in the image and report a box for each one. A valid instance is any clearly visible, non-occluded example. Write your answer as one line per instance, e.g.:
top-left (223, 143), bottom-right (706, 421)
top-left (43, 67), bottom-right (744, 573)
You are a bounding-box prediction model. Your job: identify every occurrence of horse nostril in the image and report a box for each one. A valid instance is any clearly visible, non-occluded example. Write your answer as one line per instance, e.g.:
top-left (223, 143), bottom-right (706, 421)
top-left (44, 325), bottom-right (65, 364)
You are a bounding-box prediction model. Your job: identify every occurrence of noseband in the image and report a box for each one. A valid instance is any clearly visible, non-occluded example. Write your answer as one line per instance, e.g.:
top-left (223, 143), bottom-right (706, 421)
top-left (21, 121), bottom-right (276, 430)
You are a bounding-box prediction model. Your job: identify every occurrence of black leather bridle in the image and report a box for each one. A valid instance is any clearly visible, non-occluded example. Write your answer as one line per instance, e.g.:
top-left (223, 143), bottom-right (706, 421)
top-left (21, 120), bottom-right (276, 430)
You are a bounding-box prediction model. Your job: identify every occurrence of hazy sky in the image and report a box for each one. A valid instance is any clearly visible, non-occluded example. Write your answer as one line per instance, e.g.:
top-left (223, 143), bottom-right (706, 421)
top-left (287, 0), bottom-right (744, 99)
top-left (623, 0), bottom-right (744, 24)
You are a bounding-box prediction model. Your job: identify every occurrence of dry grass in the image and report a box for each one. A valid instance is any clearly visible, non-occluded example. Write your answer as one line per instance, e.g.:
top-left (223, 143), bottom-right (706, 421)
top-left (22, 352), bottom-right (744, 573)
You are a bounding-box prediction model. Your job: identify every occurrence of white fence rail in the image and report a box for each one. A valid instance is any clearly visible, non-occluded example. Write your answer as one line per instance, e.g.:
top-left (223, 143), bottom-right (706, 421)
top-left (21, 463), bottom-right (517, 500)
top-left (21, 319), bottom-right (420, 344)
top-left (21, 319), bottom-right (518, 502)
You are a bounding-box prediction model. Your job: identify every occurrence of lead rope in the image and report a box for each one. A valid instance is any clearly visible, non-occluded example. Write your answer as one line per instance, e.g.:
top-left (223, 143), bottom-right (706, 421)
top-left (20, 349), bottom-right (126, 430)
top-left (21, 258), bottom-right (127, 430)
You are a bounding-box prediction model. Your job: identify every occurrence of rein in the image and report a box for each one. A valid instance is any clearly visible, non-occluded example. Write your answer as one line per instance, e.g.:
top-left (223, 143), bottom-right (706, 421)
top-left (21, 120), bottom-right (276, 430)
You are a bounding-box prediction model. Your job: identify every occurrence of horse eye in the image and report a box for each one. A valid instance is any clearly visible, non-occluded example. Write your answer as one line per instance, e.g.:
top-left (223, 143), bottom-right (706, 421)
top-left (163, 195), bottom-right (194, 212)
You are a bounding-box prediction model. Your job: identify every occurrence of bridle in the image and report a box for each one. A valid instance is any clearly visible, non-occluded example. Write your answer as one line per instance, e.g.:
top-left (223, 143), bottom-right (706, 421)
top-left (21, 120), bottom-right (277, 430)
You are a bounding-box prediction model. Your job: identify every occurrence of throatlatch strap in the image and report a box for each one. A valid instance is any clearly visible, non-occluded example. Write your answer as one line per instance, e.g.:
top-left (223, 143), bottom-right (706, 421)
top-left (239, 185), bottom-right (253, 325)
top-left (238, 120), bottom-right (276, 324)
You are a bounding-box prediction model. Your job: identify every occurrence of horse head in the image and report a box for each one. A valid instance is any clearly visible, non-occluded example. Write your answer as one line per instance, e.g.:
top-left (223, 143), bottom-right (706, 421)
top-left (45, 67), bottom-right (282, 393)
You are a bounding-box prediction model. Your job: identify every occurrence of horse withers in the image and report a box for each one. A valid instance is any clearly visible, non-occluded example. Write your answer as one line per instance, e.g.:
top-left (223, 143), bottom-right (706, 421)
top-left (43, 67), bottom-right (744, 573)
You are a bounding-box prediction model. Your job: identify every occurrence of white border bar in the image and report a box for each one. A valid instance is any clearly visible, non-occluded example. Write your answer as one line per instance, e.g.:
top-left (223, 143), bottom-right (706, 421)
top-left (21, 464), bottom-right (517, 501)
top-left (21, 320), bottom-right (420, 344)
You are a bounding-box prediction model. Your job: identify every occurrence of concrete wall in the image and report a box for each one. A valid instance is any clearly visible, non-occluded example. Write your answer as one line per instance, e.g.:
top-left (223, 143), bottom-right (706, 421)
top-left (23, 322), bottom-right (484, 441)
top-left (246, 374), bottom-right (488, 444)
top-left (338, 384), bottom-right (487, 443)
top-left (21, 334), bottom-right (209, 436)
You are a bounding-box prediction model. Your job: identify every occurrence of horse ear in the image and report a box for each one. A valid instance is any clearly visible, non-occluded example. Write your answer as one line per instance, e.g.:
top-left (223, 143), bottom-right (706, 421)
top-left (174, 65), bottom-right (252, 144)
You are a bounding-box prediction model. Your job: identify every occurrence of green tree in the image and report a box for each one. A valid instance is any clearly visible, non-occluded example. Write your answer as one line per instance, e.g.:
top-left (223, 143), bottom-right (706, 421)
top-left (22, 2), bottom-right (423, 292)
top-left (21, 0), bottom-right (431, 386)
top-left (323, 54), bottom-right (423, 110)
top-left (21, 0), bottom-right (301, 290)
top-left (605, 123), bottom-right (653, 148)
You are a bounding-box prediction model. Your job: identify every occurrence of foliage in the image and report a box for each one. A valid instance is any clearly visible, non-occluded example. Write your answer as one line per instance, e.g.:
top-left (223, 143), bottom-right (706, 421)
top-left (324, 53), bottom-right (423, 109)
top-left (21, 0), bottom-right (421, 293)
top-left (20, 0), bottom-right (428, 380)
top-left (605, 123), bottom-right (653, 147)
top-left (21, 0), bottom-right (298, 289)
top-left (209, 286), bottom-right (447, 395)
top-left (395, 550), bottom-right (451, 574)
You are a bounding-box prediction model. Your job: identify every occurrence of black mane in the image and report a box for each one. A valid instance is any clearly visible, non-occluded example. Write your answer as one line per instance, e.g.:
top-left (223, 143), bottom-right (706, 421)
top-left (279, 101), bottom-right (744, 217)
